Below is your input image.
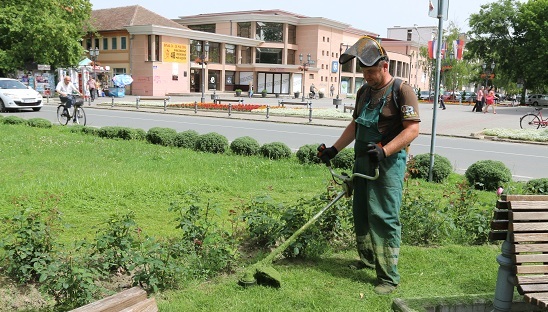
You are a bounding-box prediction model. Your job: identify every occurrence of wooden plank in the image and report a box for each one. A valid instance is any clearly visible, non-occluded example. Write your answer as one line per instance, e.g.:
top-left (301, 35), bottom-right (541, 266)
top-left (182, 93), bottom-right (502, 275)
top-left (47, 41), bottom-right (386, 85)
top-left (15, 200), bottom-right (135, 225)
top-left (505, 195), bottom-right (548, 201)
top-left (511, 201), bottom-right (548, 210)
top-left (492, 209), bottom-right (509, 220)
top-left (513, 233), bottom-right (548, 243)
top-left (496, 199), bottom-right (510, 210)
top-left (511, 222), bottom-right (548, 232)
top-left (517, 275), bottom-right (548, 285)
top-left (490, 220), bottom-right (508, 230)
top-left (119, 298), bottom-right (158, 312)
top-left (515, 253), bottom-right (548, 264)
top-left (519, 283), bottom-right (548, 293)
top-left (514, 243), bottom-right (548, 253)
top-left (515, 265), bottom-right (548, 275)
top-left (512, 212), bottom-right (548, 221)
top-left (489, 231), bottom-right (508, 241)
top-left (70, 287), bottom-right (147, 312)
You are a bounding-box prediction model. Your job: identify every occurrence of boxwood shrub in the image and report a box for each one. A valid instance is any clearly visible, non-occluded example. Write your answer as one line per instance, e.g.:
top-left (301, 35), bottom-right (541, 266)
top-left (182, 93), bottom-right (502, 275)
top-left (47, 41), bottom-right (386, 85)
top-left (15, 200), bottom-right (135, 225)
top-left (465, 160), bottom-right (512, 191)
top-left (194, 132), bottom-right (228, 153)
top-left (230, 136), bottom-right (260, 156)
top-left (331, 148), bottom-right (355, 170)
top-left (260, 142), bottom-right (292, 160)
top-left (174, 130), bottom-right (200, 149)
top-left (296, 144), bottom-right (322, 165)
top-left (2, 116), bottom-right (26, 125)
top-left (525, 178), bottom-right (548, 195)
top-left (26, 118), bottom-right (52, 128)
top-left (146, 127), bottom-right (177, 146)
top-left (407, 153), bottom-right (452, 183)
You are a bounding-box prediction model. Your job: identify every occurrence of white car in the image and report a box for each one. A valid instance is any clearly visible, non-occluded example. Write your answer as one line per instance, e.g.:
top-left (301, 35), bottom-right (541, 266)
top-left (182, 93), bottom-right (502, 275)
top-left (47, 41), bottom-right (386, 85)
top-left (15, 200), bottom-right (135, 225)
top-left (0, 78), bottom-right (43, 112)
top-left (526, 94), bottom-right (548, 106)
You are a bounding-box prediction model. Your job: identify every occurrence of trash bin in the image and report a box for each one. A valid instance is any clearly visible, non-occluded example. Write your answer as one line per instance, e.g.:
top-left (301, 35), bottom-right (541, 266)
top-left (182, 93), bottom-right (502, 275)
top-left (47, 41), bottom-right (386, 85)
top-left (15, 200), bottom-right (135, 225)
top-left (108, 87), bottom-right (125, 98)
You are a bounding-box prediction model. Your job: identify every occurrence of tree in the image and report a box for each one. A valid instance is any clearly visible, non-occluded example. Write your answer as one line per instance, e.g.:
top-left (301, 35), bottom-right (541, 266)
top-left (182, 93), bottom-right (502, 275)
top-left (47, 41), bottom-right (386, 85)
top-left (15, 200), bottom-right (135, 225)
top-left (0, 0), bottom-right (92, 76)
top-left (466, 0), bottom-right (548, 100)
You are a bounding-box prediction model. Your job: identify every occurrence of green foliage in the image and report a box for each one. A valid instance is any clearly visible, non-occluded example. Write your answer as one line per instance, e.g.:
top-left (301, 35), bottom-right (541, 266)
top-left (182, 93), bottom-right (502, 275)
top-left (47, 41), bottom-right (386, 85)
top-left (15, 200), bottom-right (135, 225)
top-left (0, 202), bottom-right (61, 283)
top-left (97, 126), bottom-right (122, 139)
top-left (331, 148), bottom-right (354, 170)
top-left (194, 132), bottom-right (228, 153)
top-left (408, 153), bottom-right (453, 183)
top-left (240, 196), bottom-right (284, 248)
top-left (117, 127), bottom-right (146, 141)
top-left (295, 144), bottom-right (322, 165)
top-left (259, 142), bottom-right (292, 160)
top-left (146, 127), bottom-right (177, 146)
top-left (526, 178), bottom-right (548, 194)
top-left (174, 130), bottom-right (199, 149)
top-left (69, 125), bottom-right (98, 136)
top-left (230, 136), bottom-right (260, 156)
top-left (26, 118), bottom-right (52, 128)
top-left (465, 160), bottom-right (512, 191)
top-left (2, 115), bottom-right (26, 125)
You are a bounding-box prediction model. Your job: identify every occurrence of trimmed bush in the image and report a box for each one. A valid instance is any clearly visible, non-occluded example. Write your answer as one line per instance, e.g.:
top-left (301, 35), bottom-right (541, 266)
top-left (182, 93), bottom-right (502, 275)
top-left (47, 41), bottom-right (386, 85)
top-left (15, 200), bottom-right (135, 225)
top-left (526, 178), bottom-right (548, 194)
top-left (2, 116), bottom-right (26, 125)
top-left (194, 132), bottom-right (228, 153)
top-left (26, 118), bottom-right (52, 128)
top-left (465, 160), bottom-right (512, 191)
top-left (174, 130), bottom-right (199, 149)
top-left (296, 144), bottom-right (322, 165)
top-left (0, 115), bottom-right (4, 122)
top-left (331, 148), bottom-right (355, 170)
top-left (117, 127), bottom-right (146, 141)
top-left (259, 142), bottom-right (292, 160)
top-left (146, 127), bottom-right (177, 146)
top-left (97, 126), bottom-right (124, 139)
top-left (230, 136), bottom-right (260, 156)
top-left (408, 153), bottom-right (452, 183)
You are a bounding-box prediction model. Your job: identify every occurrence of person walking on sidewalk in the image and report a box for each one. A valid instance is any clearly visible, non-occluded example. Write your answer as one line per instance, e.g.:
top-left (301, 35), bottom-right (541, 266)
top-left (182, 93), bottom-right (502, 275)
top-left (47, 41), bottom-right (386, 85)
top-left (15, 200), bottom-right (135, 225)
top-left (88, 77), bottom-right (97, 102)
top-left (316, 35), bottom-right (420, 295)
top-left (472, 86), bottom-right (484, 112)
top-left (483, 90), bottom-right (498, 114)
top-left (438, 94), bottom-right (446, 110)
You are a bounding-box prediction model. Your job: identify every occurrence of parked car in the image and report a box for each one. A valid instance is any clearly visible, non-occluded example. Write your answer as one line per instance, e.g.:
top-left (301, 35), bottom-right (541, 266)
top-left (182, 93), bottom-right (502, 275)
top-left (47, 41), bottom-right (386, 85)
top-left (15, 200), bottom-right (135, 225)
top-left (526, 94), bottom-right (548, 106)
top-left (419, 90), bottom-right (434, 100)
top-left (0, 78), bottom-right (43, 112)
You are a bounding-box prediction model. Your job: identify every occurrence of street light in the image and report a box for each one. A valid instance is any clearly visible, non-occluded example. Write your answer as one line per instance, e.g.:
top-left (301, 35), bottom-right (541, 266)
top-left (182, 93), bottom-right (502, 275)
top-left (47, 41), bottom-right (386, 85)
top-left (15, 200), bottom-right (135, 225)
top-left (482, 61), bottom-right (496, 88)
top-left (334, 43), bottom-right (350, 107)
top-left (89, 47), bottom-right (99, 79)
top-left (413, 25), bottom-right (423, 89)
top-left (299, 53), bottom-right (311, 102)
top-left (196, 41), bottom-right (209, 103)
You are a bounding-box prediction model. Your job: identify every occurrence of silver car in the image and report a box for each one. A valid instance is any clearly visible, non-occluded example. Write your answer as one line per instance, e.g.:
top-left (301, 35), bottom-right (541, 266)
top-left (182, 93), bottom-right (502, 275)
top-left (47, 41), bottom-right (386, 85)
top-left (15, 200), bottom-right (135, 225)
top-left (0, 78), bottom-right (44, 112)
top-left (526, 94), bottom-right (548, 106)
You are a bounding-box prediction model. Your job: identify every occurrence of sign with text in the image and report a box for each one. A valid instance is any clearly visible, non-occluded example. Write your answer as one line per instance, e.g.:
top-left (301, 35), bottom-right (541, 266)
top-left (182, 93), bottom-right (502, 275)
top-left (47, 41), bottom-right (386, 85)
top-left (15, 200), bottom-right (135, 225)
top-left (162, 43), bottom-right (187, 63)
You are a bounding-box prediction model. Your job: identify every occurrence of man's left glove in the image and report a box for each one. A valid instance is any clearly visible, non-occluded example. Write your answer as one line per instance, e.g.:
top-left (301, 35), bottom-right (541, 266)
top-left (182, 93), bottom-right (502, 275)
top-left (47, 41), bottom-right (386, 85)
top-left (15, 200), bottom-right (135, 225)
top-left (317, 144), bottom-right (338, 164)
top-left (366, 143), bottom-right (386, 163)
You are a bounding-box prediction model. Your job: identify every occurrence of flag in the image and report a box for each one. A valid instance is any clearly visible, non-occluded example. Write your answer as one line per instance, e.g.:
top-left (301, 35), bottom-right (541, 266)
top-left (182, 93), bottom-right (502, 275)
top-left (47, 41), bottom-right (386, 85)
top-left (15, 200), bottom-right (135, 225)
top-left (428, 40), bottom-right (446, 59)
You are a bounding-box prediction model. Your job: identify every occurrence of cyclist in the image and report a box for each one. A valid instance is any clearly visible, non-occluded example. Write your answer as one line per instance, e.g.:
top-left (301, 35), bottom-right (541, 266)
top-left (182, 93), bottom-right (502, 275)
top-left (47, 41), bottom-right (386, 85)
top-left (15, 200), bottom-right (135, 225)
top-left (310, 83), bottom-right (317, 99)
top-left (56, 76), bottom-right (83, 121)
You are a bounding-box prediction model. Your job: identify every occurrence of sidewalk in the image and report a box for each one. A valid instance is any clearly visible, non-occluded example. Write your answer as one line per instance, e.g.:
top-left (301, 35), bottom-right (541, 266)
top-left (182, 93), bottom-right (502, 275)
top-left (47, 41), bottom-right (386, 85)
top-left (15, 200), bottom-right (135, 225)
top-left (47, 92), bottom-right (534, 139)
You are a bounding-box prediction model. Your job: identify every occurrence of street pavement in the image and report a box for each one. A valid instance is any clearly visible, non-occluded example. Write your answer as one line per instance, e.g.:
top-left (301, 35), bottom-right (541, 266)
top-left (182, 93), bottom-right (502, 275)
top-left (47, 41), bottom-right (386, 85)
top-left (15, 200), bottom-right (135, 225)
top-left (43, 92), bottom-right (540, 141)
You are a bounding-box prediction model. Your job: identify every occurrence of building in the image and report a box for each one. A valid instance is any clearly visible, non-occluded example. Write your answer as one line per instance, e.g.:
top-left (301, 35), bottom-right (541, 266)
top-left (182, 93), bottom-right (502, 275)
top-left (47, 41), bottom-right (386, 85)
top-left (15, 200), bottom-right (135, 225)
top-left (85, 6), bottom-right (418, 97)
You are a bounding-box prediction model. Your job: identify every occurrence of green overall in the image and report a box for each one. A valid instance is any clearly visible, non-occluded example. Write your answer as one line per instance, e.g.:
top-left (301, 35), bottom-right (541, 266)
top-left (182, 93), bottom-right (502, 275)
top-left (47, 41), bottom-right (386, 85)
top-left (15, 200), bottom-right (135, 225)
top-left (353, 83), bottom-right (406, 286)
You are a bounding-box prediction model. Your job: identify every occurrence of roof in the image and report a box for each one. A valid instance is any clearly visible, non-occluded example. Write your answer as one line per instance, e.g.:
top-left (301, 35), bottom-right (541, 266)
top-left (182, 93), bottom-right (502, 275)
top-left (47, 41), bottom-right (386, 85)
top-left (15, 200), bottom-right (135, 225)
top-left (177, 9), bottom-right (307, 20)
top-left (90, 5), bottom-right (186, 31)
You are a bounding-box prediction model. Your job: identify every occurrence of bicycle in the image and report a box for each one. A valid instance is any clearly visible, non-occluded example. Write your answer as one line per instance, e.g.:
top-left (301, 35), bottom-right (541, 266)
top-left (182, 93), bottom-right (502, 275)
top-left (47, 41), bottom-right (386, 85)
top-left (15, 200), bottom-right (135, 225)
top-left (56, 94), bottom-right (86, 126)
top-left (520, 107), bottom-right (547, 129)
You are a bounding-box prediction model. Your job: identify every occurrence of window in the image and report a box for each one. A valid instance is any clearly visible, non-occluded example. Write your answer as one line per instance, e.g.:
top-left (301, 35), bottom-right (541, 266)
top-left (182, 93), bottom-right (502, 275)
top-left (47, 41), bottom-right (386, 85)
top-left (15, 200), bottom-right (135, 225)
top-left (241, 47), bottom-right (252, 64)
top-left (103, 38), bottom-right (108, 50)
top-left (111, 37), bottom-right (117, 50)
top-left (342, 60), bottom-right (353, 73)
top-left (208, 42), bottom-right (220, 63)
top-left (188, 24), bottom-right (216, 33)
top-left (255, 48), bottom-right (282, 64)
top-left (323, 36), bottom-right (325, 42)
top-left (154, 35), bottom-right (160, 61)
top-left (147, 35), bottom-right (152, 61)
top-left (255, 22), bottom-right (283, 42)
top-left (327, 38), bottom-right (330, 42)
top-left (86, 39), bottom-right (91, 50)
top-left (94, 38), bottom-right (99, 49)
top-left (121, 37), bottom-right (127, 50)
top-left (113, 68), bottom-right (126, 75)
top-left (237, 22), bottom-right (251, 38)
top-left (287, 25), bottom-right (296, 44)
top-left (407, 29), bottom-right (412, 41)
top-left (287, 50), bottom-right (296, 65)
top-left (225, 44), bottom-right (236, 64)
top-left (190, 40), bottom-right (200, 61)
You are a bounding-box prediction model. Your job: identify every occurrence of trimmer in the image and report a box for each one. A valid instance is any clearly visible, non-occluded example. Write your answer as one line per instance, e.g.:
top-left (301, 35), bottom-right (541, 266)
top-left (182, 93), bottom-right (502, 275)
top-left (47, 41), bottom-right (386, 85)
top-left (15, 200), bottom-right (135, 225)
top-left (238, 150), bottom-right (379, 288)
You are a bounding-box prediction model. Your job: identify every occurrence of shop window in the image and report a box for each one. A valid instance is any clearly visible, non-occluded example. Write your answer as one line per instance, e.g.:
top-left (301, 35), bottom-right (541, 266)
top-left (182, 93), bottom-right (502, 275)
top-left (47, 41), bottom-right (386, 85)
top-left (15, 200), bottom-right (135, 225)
top-left (256, 48), bottom-right (282, 64)
top-left (188, 24), bottom-right (216, 33)
top-left (225, 44), bottom-right (236, 64)
top-left (103, 38), bottom-right (108, 50)
top-left (255, 22), bottom-right (283, 42)
top-left (121, 37), bottom-right (127, 50)
top-left (237, 22), bottom-right (251, 38)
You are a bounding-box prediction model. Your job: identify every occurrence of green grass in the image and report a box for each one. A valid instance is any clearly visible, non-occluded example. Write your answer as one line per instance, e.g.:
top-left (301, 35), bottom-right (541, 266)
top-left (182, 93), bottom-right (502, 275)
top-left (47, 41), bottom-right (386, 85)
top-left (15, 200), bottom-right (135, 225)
top-left (0, 124), bottom-right (518, 311)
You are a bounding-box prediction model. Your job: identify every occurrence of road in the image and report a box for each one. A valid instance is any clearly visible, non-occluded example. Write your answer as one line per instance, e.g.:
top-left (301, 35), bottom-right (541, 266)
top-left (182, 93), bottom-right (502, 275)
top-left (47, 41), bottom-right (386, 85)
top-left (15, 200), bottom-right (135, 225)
top-left (4, 103), bottom-right (546, 181)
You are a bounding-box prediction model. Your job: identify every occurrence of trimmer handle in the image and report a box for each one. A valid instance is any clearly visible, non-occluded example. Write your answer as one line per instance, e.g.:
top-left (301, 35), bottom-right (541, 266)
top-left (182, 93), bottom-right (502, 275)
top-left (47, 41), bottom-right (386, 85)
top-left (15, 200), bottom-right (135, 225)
top-left (316, 143), bottom-right (332, 167)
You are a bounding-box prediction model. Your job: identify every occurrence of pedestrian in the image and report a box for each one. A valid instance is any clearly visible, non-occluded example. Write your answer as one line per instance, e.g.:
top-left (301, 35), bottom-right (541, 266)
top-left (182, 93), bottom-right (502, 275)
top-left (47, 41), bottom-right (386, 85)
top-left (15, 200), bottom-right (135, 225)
top-left (483, 90), bottom-right (498, 114)
top-left (310, 83), bottom-right (317, 99)
top-left (472, 86), bottom-right (484, 112)
top-left (249, 85), bottom-right (254, 98)
top-left (88, 77), bottom-right (96, 102)
top-left (438, 94), bottom-right (446, 110)
top-left (330, 84), bottom-right (335, 97)
top-left (316, 35), bottom-right (420, 295)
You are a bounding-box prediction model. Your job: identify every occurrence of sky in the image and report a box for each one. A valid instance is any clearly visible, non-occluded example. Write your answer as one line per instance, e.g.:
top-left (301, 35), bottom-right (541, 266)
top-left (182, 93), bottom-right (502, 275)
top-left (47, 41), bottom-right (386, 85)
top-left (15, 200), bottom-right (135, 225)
top-left (88, 0), bottom-right (508, 36)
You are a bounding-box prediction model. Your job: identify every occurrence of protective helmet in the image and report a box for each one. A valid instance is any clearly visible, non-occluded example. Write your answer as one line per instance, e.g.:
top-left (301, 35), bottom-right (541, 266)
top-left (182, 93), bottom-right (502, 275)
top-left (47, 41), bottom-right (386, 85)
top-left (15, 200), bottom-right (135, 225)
top-left (339, 35), bottom-right (388, 67)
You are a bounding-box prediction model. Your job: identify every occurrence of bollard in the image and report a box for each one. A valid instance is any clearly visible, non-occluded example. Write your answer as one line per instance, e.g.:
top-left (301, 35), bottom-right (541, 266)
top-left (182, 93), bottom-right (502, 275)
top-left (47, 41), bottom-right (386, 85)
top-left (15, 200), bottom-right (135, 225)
top-left (228, 103), bottom-right (232, 116)
top-left (111, 96), bottom-right (115, 108)
top-left (194, 101), bottom-right (198, 114)
top-left (493, 240), bottom-right (515, 312)
top-left (308, 101), bottom-right (312, 122)
top-left (163, 99), bottom-right (167, 112)
top-left (136, 96), bottom-right (140, 109)
top-left (266, 105), bottom-right (270, 119)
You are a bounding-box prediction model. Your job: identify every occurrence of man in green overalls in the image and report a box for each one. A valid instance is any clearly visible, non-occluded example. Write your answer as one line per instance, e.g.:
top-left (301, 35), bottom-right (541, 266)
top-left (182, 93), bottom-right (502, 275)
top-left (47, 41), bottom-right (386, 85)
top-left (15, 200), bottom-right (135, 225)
top-left (317, 36), bottom-right (420, 295)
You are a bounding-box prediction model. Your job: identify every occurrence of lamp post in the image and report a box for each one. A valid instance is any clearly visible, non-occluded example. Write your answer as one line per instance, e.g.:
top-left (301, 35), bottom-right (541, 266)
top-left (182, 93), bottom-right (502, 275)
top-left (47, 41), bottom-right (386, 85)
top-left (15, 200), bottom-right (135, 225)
top-left (299, 53), bottom-right (311, 102)
top-left (413, 25), bottom-right (423, 89)
top-left (482, 61), bottom-right (495, 88)
top-left (89, 47), bottom-right (99, 79)
top-left (196, 41), bottom-right (209, 103)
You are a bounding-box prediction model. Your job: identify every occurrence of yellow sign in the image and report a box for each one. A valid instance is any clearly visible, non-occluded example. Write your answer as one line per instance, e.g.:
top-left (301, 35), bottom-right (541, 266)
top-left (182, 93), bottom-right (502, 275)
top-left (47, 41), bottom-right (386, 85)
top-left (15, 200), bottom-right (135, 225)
top-left (163, 43), bottom-right (187, 63)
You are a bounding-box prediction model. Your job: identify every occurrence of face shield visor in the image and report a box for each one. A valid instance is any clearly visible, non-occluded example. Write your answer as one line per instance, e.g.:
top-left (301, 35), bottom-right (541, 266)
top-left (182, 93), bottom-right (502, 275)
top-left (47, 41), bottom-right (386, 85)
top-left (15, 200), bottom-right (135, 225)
top-left (339, 35), bottom-right (388, 67)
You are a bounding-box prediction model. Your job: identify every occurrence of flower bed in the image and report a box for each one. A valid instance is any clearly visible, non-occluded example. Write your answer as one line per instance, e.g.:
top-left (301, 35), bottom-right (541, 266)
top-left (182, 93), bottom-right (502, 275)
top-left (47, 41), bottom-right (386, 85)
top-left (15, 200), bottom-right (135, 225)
top-left (169, 103), bottom-right (264, 112)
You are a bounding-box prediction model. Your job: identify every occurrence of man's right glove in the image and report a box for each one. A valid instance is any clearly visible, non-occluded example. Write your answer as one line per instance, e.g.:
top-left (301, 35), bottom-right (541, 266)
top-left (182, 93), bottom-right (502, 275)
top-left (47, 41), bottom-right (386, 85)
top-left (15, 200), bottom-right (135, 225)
top-left (317, 144), bottom-right (338, 164)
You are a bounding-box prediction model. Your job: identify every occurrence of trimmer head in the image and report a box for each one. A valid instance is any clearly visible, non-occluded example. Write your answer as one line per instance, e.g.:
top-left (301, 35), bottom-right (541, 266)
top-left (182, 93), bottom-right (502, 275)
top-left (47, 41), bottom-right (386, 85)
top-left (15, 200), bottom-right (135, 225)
top-left (238, 264), bottom-right (282, 288)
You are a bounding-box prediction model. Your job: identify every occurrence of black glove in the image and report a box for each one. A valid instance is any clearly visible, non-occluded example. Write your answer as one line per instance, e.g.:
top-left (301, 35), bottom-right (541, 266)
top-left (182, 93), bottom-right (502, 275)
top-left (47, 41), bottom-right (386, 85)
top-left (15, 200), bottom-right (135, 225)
top-left (366, 143), bottom-right (385, 163)
top-left (317, 144), bottom-right (338, 164)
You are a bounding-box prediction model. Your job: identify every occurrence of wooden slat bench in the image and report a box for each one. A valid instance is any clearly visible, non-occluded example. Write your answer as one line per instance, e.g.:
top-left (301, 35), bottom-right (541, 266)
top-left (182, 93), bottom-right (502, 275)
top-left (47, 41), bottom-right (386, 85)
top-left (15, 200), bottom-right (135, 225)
top-left (136, 96), bottom-right (171, 111)
top-left (490, 195), bottom-right (548, 311)
top-left (278, 100), bottom-right (311, 107)
top-left (70, 286), bottom-right (157, 312)
top-left (343, 104), bottom-right (354, 113)
top-left (214, 98), bottom-right (243, 104)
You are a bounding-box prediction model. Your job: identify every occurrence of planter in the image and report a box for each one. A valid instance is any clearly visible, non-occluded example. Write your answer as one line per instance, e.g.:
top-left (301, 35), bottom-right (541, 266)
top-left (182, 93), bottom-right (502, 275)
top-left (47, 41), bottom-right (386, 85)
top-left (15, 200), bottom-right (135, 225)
top-left (294, 92), bottom-right (300, 99)
top-left (275, 93), bottom-right (280, 98)
top-left (319, 92), bottom-right (324, 99)
top-left (235, 91), bottom-right (242, 96)
top-left (333, 98), bottom-right (342, 108)
top-left (261, 93), bottom-right (267, 98)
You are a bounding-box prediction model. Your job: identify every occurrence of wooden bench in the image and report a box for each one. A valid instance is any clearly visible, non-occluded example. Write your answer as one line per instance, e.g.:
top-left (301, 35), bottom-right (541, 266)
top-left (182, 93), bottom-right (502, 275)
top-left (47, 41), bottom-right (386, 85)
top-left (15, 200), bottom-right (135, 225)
top-left (490, 195), bottom-right (548, 311)
top-left (70, 286), bottom-right (157, 312)
top-left (343, 104), bottom-right (354, 113)
top-left (214, 98), bottom-right (243, 104)
top-left (278, 100), bottom-right (311, 107)
top-left (136, 96), bottom-right (171, 111)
